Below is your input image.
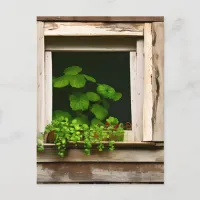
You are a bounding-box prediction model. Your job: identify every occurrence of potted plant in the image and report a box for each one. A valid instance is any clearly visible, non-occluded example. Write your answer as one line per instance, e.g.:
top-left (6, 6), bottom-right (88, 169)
top-left (37, 66), bottom-right (126, 158)
top-left (38, 116), bottom-right (125, 157)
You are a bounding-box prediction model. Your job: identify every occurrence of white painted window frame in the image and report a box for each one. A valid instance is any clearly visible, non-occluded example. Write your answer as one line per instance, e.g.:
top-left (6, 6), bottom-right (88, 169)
top-left (37, 22), bottom-right (164, 143)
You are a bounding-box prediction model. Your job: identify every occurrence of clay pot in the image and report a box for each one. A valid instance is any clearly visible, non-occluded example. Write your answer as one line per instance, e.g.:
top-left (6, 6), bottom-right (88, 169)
top-left (46, 131), bottom-right (56, 143)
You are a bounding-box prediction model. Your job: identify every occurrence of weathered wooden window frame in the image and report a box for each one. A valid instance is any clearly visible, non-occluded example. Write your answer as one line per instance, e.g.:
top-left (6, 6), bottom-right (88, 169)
top-left (37, 17), bottom-right (164, 145)
top-left (37, 16), bottom-right (164, 184)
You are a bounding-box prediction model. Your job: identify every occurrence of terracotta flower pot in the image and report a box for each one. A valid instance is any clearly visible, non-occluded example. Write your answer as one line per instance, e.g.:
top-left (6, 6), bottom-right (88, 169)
top-left (46, 131), bottom-right (56, 143)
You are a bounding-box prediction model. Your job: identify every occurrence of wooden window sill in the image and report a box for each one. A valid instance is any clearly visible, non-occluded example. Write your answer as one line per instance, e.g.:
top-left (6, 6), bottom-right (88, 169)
top-left (42, 141), bottom-right (164, 149)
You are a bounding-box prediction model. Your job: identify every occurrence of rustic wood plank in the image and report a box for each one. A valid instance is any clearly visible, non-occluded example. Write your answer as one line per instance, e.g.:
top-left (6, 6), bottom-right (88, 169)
top-left (130, 40), bottom-right (144, 142)
top-left (45, 36), bottom-right (137, 51)
top-left (37, 21), bottom-right (45, 137)
top-left (37, 16), bottom-right (164, 22)
top-left (135, 40), bottom-right (144, 141)
top-left (37, 149), bottom-right (164, 163)
top-left (44, 51), bottom-right (52, 128)
top-left (130, 52), bottom-right (137, 142)
top-left (44, 22), bottom-right (144, 36)
top-left (43, 141), bottom-right (161, 148)
top-left (37, 163), bottom-right (164, 183)
top-left (143, 23), bottom-right (153, 141)
top-left (151, 22), bottom-right (164, 141)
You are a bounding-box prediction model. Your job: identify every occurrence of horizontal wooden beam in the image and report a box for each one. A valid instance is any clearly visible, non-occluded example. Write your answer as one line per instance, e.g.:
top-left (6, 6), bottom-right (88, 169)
top-left (37, 16), bottom-right (164, 22)
top-left (37, 163), bottom-right (164, 183)
top-left (43, 141), bottom-right (163, 148)
top-left (37, 149), bottom-right (164, 163)
top-left (44, 22), bottom-right (144, 36)
top-left (45, 36), bottom-right (137, 52)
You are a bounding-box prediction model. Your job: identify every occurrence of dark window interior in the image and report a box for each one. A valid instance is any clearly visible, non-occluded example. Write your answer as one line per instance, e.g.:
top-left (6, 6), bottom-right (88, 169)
top-left (52, 52), bottom-right (132, 124)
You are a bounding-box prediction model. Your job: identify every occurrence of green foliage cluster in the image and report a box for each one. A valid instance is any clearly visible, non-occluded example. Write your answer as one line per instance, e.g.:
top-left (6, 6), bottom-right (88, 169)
top-left (52, 66), bottom-right (122, 124)
top-left (37, 65), bottom-right (125, 157)
top-left (38, 116), bottom-right (125, 157)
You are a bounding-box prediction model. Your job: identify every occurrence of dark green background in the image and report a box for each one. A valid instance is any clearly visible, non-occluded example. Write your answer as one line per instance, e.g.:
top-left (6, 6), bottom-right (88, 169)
top-left (52, 52), bottom-right (131, 123)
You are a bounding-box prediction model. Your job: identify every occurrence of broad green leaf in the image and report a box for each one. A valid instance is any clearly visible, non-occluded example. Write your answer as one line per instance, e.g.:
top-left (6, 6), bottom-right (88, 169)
top-left (74, 115), bottom-right (90, 125)
top-left (53, 75), bottom-right (70, 88)
top-left (69, 92), bottom-right (89, 111)
top-left (102, 99), bottom-right (110, 109)
top-left (106, 116), bottom-right (119, 125)
top-left (90, 103), bottom-right (108, 121)
top-left (97, 84), bottom-right (116, 99)
top-left (86, 92), bottom-right (100, 102)
top-left (84, 74), bottom-right (96, 83)
top-left (91, 118), bottom-right (103, 126)
top-left (69, 74), bottom-right (86, 88)
top-left (64, 66), bottom-right (82, 75)
top-left (112, 92), bottom-right (122, 101)
top-left (53, 110), bottom-right (72, 120)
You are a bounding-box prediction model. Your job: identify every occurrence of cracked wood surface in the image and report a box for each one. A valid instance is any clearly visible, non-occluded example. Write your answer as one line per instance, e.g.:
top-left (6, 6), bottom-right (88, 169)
top-left (151, 22), bottom-right (164, 141)
top-left (143, 23), bottom-right (164, 142)
top-left (44, 22), bottom-right (144, 36)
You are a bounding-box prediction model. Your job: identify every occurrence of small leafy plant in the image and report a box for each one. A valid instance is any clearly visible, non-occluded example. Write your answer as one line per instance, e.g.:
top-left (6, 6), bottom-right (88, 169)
top-left (38, 116), bottom-right (125, 157)
top-left (37, 65), bottom-right (126, 158)
top-left (53, 66), bottom-right (122, 125)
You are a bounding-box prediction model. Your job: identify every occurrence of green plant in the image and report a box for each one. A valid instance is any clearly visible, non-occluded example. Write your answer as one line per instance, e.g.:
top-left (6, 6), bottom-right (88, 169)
top-left (37, 133), bottom-right (44, 151)
top-left (36, 66), bottom-right (126, 158)
top-left (38, 116), bottom-right (125, 157)
top-left (53, 66), bottom-right (122, 124)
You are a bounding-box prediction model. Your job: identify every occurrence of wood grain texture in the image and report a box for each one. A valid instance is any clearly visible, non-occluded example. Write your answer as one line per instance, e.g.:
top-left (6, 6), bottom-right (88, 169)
top-left (43, 141), bottom-right (162, 148)
top-left (37, 163), bottom-right (164, 183)
top-left (44, 51), bottom-right (52, 127)
top-left (44, 22), bottom-right (144, 36)
top-left (37, 16), bottom-right (164, 22)
top-left (37, 149), bottom-right (164, 163)
top-left (143, 23), bottom-right (164, 142)
top-left (151, 22), bottom-right (164, 141)
top-left (130, 40), bottom-right (144, 142)
top-left (143, 23), bottom-right (153, 141)
top-left (135, 40), bottom-right (144, 141)
top-left (37, 22), bottom-right (45, 137)
top-left (130, 52), bottom-right (137, 142)
top-left (45, 36), bottom-right (137, 51)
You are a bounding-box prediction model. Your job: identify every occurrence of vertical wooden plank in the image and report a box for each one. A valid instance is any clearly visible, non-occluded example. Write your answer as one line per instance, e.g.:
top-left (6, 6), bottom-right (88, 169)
top-left (44, 51), bottom-right (52, 127)
top-left (151, 22), bottom-right (164, 141)
top-left (130, 52), bottom-right (136, 141)
top-left (37, 22), bottom-right (45, 137)
top-left (143, 23), bottom-right (153, 141)
top-left (131, 41), bottom-right (144, 142)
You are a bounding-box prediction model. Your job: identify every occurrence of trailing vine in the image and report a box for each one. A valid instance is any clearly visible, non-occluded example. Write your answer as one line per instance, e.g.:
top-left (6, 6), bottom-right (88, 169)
top-left (37, 65), bottom-right (126, 157)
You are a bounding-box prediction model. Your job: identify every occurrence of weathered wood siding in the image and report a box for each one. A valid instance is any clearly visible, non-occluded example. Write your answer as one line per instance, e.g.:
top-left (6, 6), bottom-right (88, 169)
top-left (37, 18), bottom-right (164, 184)
top-left (151, 22), bottom-right (164, 141)
top-left (37, 146), bottom-right (164, 183)
top-left (143, 22), bottom-right (164, 142)
top-left (37, 163), bottom-right (163, 183)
